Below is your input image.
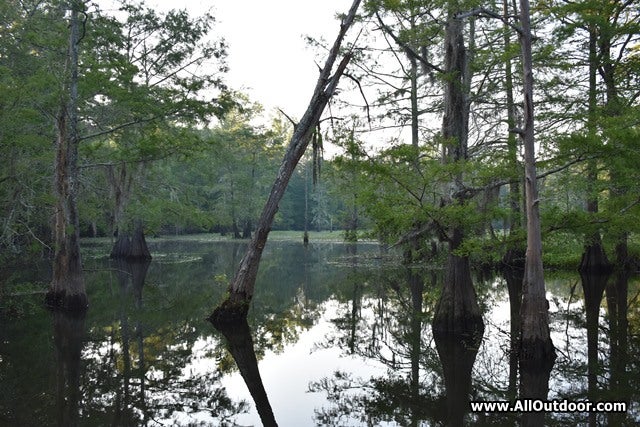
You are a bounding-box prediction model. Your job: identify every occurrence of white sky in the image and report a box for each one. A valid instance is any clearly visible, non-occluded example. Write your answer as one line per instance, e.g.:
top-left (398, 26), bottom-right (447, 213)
top-left (145, 0), bottom-right (356, 119)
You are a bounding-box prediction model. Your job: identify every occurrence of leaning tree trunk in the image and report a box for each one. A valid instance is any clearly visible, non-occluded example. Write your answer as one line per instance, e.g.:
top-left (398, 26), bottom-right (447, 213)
top-left (518, 0), bottom-right (555, 365)
top-left (45, 2), bottom-right (88, 312)
top-left (208, 0), bottom-right (362, 324)
top-left (432, 8), bottom-right (483, 336)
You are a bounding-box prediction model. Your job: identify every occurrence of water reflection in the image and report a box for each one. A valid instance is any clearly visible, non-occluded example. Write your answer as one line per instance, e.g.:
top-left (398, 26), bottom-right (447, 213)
top-left (581, 271), bottom-right (609, 427)
top-left (606, 270), bottom-right (631, 426)
top-left (501, 267), bottom-right (521, 402)
top-left (213, 319), bottom-right (278, 427)
top-left (2, 238), bottom-right (639, 425)
top-left (112, 260), bottom-right (149, 424)
top-left (52, 311), bottom-right (84, 427)
top-left (519, 353), bottom-right (553, 427)
top-left (434, 332), bottom-right (483, 426)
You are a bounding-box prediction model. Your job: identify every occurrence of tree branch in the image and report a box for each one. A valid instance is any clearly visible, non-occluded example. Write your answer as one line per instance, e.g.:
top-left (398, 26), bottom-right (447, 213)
top-left (375, 11), bottom-right (445, 74)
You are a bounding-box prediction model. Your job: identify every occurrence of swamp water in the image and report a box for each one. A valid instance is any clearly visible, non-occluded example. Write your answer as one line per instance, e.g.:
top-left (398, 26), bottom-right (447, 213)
top-left (0, 235), bottom-right (638, 426)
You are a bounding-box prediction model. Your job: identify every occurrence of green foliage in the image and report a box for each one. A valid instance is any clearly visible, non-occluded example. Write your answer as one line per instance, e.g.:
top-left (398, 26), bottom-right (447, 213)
top-left (0, 280), bottom-right (47, 319)
top-left (541, 232), bottom-right (584, 269)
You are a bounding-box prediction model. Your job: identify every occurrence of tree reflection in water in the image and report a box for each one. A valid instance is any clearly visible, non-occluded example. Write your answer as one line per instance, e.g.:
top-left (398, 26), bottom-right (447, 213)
top-left (212, 319), bottom-right (278, 427)
top-left (434, 331), bottom-right (483, 426)
top-left (52, 311), bottom-right (84, 427)
top-left (581, 271), bottom-right (609, 427)
top-left (309, 268), bottom-right (445, 425)
top-left (2, 239), bottom-right (639, 425)
top-left (606, 270), bottom-right (631, 426)
top-left (50, 259), bottom-right (247, 426)
top-left (309, 265), bottom-right (639, 426)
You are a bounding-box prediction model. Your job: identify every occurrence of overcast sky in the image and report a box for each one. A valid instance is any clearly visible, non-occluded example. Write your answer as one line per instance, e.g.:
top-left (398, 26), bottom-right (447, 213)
top-left (138, 0), bottom-right (355, 119)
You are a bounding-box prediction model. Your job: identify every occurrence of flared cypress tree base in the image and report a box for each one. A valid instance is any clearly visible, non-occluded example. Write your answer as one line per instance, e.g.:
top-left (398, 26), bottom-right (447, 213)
top-left (579, 243), bottom-right (613, 274)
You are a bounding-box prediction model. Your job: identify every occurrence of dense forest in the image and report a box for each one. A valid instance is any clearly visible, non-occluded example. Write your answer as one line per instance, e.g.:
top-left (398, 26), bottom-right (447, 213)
top-left (2, 2), bottom-right (640, 318)
top-left (1, 0), bottom-right (640, 424)
top-left (0, 0), bottom-right (362, 258)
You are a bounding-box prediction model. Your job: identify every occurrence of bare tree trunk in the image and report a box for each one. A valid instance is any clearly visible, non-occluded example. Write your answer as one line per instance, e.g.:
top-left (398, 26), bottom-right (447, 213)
top-left (432, 8), bottom-right (483, 336)
top-left (46, 1), bottom-right (88, 312)
top-left (518, 0), bottom-right (555, 365)
top-left (579, 24), bottom-right (611, 274)
top-left (208, 0), bottom-right (362, 323)
top-left (502, 0), bottom-right (525, 267)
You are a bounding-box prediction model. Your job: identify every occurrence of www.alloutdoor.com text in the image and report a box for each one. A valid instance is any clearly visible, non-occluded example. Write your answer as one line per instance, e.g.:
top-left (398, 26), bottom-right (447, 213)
top-left (470, 399), bottom-right (627, 413)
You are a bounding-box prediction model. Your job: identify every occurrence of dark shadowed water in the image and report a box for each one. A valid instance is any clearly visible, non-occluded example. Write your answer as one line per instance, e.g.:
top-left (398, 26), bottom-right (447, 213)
top-left (1, 235), bottom-right (638, 426)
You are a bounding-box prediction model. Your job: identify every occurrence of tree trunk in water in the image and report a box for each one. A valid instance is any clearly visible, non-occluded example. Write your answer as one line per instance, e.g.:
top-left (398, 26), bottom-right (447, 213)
top-left (232, 218), bottom-right (241, 239)
top-left (433, 230), bottom-right (483, 334)
top-left (46, 2), bottom-right (87, 313)
top-left (579, 26), bottom-right (612, 274)
top-left (502, 0), bottom-right (525, 268)
top-left (432, 9), bottom-right (483, 336)
top-left (579, 231), bottom-right (612, 274)
top-left (242, 219), bottom-right (252, 239)
top-left (110, 222), bottom-right (152, 260)
top-left (208, 0), bottom-right (361, 324)
top-left (518, 0), bottom-right (555, 365)
top-left (212, 319), bottom-right (278, 427)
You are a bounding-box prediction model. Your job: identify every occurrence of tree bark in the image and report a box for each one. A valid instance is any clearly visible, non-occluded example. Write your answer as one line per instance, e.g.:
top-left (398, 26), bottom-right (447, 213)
top-left (208, 0), bottom-right (362, 324)
top-left (518, 0), bottom-right (555, 365)
top-left (502, 0), bottom-right (525, 267)
top-left (46, 1), bottom-right (88, 313)
top-left (579, 24), bottom-right (612, 274)
top-left (110, 222), bottom-right (152, 260)
top-left (432, 8), bottom-right (483, 336)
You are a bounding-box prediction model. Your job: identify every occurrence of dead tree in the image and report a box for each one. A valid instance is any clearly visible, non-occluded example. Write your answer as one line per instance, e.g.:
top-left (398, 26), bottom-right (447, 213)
top-left (209, 0), bottom-right (362, 324)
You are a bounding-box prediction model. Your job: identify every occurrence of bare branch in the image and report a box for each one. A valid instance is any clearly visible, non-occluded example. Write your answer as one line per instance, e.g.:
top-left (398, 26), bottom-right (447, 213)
top-left (375, 11), bottom-right (445, 74)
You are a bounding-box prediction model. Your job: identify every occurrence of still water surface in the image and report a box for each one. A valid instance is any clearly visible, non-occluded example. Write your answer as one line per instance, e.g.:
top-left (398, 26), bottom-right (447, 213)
top-left (1, 235), bottom-right (638, 426)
